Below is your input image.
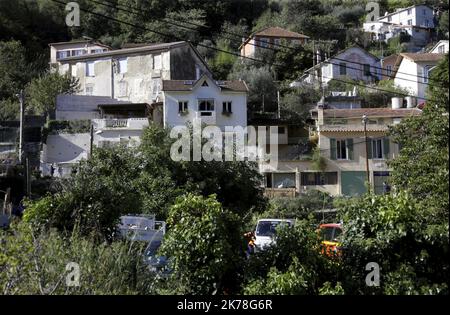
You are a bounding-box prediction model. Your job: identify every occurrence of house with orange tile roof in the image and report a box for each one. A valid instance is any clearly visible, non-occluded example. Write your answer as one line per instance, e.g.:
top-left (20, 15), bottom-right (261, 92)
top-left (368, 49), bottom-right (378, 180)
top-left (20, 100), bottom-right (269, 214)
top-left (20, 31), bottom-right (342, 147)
top-left (239, 26), bottom-right (309, 58)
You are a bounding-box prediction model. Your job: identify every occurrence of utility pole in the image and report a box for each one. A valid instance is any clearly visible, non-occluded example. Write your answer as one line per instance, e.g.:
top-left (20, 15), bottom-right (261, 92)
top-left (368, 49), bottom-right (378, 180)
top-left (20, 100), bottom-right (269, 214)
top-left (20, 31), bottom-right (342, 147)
top-left (89, 123), bottom-right (94, 158)
top-left (312, 40), bottom-right (316, 84)
top-left (362, 115), bottom-right (370, 192)
top-left (17, 90), bottom-right (25, 164)
top-left (277, 90), bottom-right (280, 119)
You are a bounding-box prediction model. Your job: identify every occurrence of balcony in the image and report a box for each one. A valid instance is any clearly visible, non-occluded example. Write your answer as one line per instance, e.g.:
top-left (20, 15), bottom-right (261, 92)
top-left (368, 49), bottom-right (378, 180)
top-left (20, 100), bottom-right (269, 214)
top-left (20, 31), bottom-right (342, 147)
top-left (195, 111), bottom-right (216, 125)
top-left (92, 118), bottom-right (149, 130)
top-left (264, 188), bottom-right (297, 198)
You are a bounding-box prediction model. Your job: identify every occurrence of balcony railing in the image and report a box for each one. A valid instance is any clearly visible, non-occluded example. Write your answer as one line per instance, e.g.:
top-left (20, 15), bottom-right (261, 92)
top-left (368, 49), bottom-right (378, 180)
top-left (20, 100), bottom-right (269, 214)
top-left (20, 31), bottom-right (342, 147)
top-left (195, 111), bottom-right (216, 125)
top-left (264, 188), bottom-right (297, 198)
top-left (92, 118), bottom-right (149, 130)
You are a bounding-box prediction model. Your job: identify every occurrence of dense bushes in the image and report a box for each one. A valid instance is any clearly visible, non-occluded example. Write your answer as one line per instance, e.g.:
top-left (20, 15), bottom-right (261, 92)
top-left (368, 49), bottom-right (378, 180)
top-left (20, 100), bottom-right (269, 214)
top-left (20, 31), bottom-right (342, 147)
top-left (0, 222), bottom-right (153, 295)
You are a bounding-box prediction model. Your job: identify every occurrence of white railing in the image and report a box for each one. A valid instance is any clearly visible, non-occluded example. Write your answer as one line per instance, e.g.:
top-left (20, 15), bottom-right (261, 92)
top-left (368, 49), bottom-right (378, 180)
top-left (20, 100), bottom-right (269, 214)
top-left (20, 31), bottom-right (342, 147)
top-left (92, 118), bottom-right (149, 130)
top-left (195, 111), bottom-right (216, 125)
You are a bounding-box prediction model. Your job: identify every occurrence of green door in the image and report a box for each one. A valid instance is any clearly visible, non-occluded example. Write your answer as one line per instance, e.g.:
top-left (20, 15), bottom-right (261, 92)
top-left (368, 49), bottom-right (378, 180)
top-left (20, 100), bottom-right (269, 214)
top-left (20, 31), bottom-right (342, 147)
top-left (341, 171), bottom-right (367, 196)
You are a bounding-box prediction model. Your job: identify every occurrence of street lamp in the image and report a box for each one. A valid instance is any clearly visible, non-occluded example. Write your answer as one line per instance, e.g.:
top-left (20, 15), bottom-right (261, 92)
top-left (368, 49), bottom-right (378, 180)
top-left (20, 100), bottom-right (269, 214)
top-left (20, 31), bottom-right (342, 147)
top-left (362, 115), bottom-right (370, 192)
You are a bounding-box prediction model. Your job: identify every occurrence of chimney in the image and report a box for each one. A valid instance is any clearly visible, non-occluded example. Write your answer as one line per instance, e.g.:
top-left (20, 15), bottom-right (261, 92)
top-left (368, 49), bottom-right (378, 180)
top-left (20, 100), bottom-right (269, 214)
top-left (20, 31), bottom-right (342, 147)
top-left (391, 97), bottom-right (403, 109)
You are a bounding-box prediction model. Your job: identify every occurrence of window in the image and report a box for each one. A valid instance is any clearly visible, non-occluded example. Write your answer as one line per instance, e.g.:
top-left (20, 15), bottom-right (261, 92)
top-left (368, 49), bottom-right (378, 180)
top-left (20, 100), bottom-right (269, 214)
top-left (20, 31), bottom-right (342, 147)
top-left (370, 25), bottom-right (375, 30)
top-left (91, 49), bottom-right (104, 54)
top-left (201, 80), bottom-right (209, 87)
top-left (258, 37), bottom-right (269, 48)
top-left (407, 8), bottom-right (412, 15)
top-left (56, 51), bottom-right (69, 59)
top-left (178, 101), bottom-right (188, 113)
top-left (388, 16), bottom-right (392, 22)
top-left (371, 138), bottom-right (384, 159)
top-left (301, 172), bottom-right (338, 185)
top-left (153, 54), bottom-right (162, 70)
top-left (278, 126), bottom-right (285, 134)
top-left (273, 173), bottom-right (296, 188)
top-left (438, 45), bottom-right (445, 53)
top-left (274, 38), bottom-right (281, 46)
top-left (118, 58), bottom-right (127, 74)
top-left (222, 101), bottom-right (232, 114)
top-left (423, 65), bottom-right (432, 83)
top-left (86, 61), bottom-right (95, 77)
top-left (386, 65), bottom-right (393, 76)
top-left (330, 138), bottom-right (354, 160)
top-left (72, 49), bottom-right (86, 56)
top-left (85, 85), bottom-right (93, 95)
top-left (198, 99), bottom-right (214, 116)
top-left (363, 64), bottom-right (371, 76)
top-left (369, 137), bottom-right (390, 159)
top-left (423, 9), bottom-right (426, 15)
top-left (337, 139), bottom-right (347, 159)
top-left (407, 19), bottom-right (412, 25)
top-left (339, 62), bottom-right (347, 75)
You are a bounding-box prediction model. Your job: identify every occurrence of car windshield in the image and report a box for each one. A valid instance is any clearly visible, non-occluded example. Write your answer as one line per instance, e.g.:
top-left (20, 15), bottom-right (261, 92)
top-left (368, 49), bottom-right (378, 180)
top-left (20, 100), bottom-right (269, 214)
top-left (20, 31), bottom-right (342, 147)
top-left (321, 227), bottom-right (335, 242)
top-left (333, 228), bottom-right (343, 241)
top-left (256, 221), bottom-right (291, 237)
top-left (144, 240), bottom-right (162, 257)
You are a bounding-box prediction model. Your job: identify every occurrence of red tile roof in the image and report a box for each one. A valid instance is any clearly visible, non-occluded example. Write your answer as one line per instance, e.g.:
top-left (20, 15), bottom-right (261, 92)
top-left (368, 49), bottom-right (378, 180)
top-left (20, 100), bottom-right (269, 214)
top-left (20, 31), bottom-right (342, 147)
top-left (400, 53), bottom-right (446, 62)
top-left (162, 79), bottom-right (248, 92)
top-left (254, 27), bottom-right (309, 39)
top-left (322, 108), bottom-right (422, 118)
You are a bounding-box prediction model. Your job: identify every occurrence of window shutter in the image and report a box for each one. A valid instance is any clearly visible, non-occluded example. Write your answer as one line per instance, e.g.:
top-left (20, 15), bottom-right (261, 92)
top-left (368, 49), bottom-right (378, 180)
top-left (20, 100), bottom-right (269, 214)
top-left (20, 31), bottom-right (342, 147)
top-left (367, 138), bottom-right (372, 159)
top-left (330, 138), bottom-right (337, 160)
top-left (383, 137), bottom-right (390, 159)
top-left (347, 138), bottom-right (354, 160)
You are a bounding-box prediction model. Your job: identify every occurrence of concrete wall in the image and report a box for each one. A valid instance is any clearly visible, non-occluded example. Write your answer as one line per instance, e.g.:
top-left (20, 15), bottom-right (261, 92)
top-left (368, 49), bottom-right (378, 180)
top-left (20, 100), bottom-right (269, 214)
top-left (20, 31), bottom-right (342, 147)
top-left (41, 133), bottom-right (90, 165)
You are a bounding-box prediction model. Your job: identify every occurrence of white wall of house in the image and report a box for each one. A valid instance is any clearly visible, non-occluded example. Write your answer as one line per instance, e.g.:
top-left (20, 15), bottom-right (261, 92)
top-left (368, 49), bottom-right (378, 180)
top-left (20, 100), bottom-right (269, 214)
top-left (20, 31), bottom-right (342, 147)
top-left (394, 57), bottom-right (440, 101)
top-left (394, 58), bottom-right (419, 97)
top-left (163, 77), bottom-right (247, 131)
top-left (320, 47), bottom-right (381, 85)
top-left (430, 40), bottom-right (449, 54)
top-left (378, 5), bottom-right (435, 28)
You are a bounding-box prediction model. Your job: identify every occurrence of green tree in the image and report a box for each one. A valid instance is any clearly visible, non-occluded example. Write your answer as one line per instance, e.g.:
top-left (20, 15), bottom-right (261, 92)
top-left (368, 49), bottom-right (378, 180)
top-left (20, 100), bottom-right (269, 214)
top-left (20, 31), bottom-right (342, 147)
top-left (161, 194), bottom-right (243, 294)
top-left (26, 72), bottom-right (79, 118)
top-left (24, 145), bottom-right (144, 239)
top-left (388, 55), bottom-right (449, 215)
top-left (338, 191), bottom-right (448, 294)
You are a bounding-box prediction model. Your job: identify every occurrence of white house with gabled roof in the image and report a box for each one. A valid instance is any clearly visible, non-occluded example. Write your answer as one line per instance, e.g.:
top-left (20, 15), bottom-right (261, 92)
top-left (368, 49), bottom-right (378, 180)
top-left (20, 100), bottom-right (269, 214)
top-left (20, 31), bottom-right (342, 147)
top-left (291, 46), bottom-right (381, 87)
top-left (161, 74), bottom-right (248, 130)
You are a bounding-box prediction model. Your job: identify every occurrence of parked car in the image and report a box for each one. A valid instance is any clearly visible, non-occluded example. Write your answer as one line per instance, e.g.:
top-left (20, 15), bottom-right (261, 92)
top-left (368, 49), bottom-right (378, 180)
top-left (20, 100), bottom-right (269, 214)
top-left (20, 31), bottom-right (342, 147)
top-left (253, 219), bottom-right (295, 252)
top-left (319, 223), bottom-right (343, 257)
top-left (142, 239), bottom-right (172, 277)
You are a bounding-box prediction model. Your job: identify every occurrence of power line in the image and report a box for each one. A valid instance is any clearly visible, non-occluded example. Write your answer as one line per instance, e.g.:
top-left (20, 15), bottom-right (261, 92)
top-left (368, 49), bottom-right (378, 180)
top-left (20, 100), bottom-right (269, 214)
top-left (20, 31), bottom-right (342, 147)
top-left (50, 0), bottom-right (431, 102)
top-left (96, 0), bottom-right (426, 86)
top-left (96, 0), bottom-right (440, 83)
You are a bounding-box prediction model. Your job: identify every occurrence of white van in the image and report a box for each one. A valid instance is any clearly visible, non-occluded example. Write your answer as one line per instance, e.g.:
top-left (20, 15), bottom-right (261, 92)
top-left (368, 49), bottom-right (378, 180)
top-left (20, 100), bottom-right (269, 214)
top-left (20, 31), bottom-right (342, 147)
top-left (254, 219), bottom-right (295, 251)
